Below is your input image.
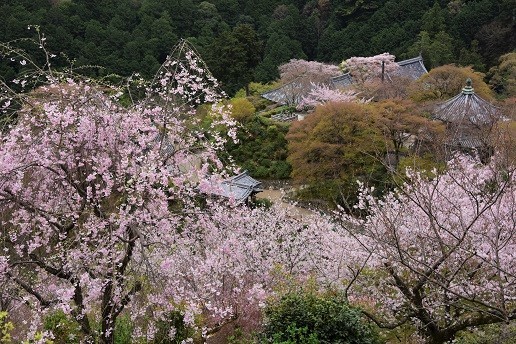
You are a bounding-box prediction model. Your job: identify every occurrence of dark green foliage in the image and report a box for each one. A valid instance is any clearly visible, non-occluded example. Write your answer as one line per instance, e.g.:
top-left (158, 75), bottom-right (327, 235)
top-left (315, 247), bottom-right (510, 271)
top-left (205, 24), bottom-right (263, 95)
top-left (114, 316), bottom-right (133, 344)
top-left (272, 324), bottom-right (320, 343)
top-left (262, 291), bottom-right (380, 344)
top-left (43, 311), bottom-right (82, 344)
top-left (454, 322), bottom-right (516, 344)
top-left (42, 311), bottom-right (193, 344)
top-left (254, 32), bottom-right (306, 83)
top-left (0, 0), bottom-right (514, 92)
top-left (225, 115), bottom-right (292, 179)
top-left (152, 311), bottom-right (196, 344)
top-left (253, 197), bottom-right (273, 209)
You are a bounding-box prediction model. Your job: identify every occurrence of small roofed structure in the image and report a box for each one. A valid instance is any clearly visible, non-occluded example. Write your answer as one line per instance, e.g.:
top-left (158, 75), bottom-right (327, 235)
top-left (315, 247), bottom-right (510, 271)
top-left (433, 79), bottom-right (501, 126)
top-left (331, 73), bottom-right (354, 88)
top-left (331, 55), bottom-right (428, 88)
top-left (432, 79), bottom-right (503, 157)
top-left (212, 171), bottom-right (262, 205)
top-left (262, 81), bottom-right (305, 105)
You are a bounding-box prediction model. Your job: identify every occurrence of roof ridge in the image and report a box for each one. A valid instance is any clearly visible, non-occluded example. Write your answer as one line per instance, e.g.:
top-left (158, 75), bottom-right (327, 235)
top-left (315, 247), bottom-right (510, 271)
top-left (396, 55), bottom-right (423, 65)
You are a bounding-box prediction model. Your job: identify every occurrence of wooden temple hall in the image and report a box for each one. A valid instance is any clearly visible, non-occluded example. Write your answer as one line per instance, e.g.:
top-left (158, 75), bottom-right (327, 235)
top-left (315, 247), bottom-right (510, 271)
top-left (432, 78), bottom-right (505, 160)
top-left (211, 171), bottom-right (263, 205)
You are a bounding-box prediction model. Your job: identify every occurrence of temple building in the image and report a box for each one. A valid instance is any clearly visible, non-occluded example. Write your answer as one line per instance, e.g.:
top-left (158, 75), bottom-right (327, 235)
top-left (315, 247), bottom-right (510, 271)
top-left (331, 55), bottom-right (428, 88)
top-left (211, 171), bottom-right (263, 205)
top-left (432, 78), bottom-right (503, 159)
top-left (262, 55), bottom-right (428, 105)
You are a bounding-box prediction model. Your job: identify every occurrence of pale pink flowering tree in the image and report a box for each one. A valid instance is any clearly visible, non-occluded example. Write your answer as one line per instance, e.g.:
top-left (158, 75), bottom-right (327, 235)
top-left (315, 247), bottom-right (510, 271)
top-left (343, 52), bottom-right (399, 84)
top-left (0, 40), bottom-right (239, 343)
top-left (151, 202), bottom-right (353, 339)
top-left (276, 59), bottom-right (341, 105)
top-left (279, 59), bottom-right (341, 85)
top-left (341, 155), bottom-right (516, 343)
top-left (296, 83), bottom-right (364, 110)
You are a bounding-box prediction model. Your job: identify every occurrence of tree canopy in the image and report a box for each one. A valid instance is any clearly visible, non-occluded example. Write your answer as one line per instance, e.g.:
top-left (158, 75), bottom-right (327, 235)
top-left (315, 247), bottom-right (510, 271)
top-left (1, 0), bottom-right (514, 96)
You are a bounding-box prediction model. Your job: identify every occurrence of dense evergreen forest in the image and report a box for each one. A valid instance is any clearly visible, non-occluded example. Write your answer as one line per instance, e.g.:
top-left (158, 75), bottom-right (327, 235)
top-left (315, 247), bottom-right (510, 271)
top-left (1, 0), bottom-right (515, 95)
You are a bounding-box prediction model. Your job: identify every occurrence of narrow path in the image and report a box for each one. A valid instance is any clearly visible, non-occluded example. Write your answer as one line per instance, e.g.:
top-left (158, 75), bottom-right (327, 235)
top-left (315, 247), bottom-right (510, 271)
top-left (256, 189), bottom-right (315, 217)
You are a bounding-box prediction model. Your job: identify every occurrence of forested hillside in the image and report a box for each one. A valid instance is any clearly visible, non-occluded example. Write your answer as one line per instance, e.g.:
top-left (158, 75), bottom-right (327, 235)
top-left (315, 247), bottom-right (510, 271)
top-left (1, 0), bottom-right (514, 95)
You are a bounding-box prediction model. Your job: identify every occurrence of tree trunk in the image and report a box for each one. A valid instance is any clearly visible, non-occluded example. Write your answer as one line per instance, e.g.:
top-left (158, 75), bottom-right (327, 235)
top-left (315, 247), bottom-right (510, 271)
top-left (101, 280), bottom-right (115, 344)
top-left (100, 315), bottom-right (115, 344)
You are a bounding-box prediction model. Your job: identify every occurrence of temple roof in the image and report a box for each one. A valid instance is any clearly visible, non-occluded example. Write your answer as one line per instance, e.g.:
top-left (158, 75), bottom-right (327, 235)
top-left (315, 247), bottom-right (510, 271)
top-left (331, 73), bottom-right (354, 88)
top-left (213, 171), bottom-right (262, 203)
top-left (332, 55), bottom-right (428, 88)
top-left (261, 81), bottom-right (304, 105)
top-left (448, 135), bottom-right (485, 149)
top-left (262, 56), bottom-right (428, 105)
top-left (395, 55), bottom-right (428, 80)
top-left (432, 79), bottom-right (501, 126)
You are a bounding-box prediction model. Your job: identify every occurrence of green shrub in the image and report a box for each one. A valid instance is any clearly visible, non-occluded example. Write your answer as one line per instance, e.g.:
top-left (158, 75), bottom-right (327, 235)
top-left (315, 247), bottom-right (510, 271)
top-left (1, 312), bottom-right (14, 344)
top-left (227, 328), bottom-right (259, 344)
top-left (454, 322), bottom-right (516, 344)
top-left (225, 115), bottom-right (291, 180)
top-left (272, 324), bottom-right (320, 344)
top-left (152, 311), bottom-right (196, 344)
top-left (229, 98), bottom-right (256, 122)
top-left (43, 311), bottom-right (81, 344)
top-left (262, 291), bottom-right (379, 344)
top-left (114, 316), bottom-right (133, 344)
top-left (253, 197), bottom-right (273, 209)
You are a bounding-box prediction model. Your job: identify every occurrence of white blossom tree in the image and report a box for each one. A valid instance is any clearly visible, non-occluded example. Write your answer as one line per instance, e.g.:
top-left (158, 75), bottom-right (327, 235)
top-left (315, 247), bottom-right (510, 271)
top-left (341, 155), bottom-right (516, 343)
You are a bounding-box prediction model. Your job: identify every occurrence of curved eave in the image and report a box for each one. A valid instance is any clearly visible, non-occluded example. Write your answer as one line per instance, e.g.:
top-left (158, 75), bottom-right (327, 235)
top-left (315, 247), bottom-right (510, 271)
top-left (331, 73), bottom-right (354, 88)
top-left (396, 56), bottom-right (428, 80)
top-left (433, 93), bottom-right (501, 126)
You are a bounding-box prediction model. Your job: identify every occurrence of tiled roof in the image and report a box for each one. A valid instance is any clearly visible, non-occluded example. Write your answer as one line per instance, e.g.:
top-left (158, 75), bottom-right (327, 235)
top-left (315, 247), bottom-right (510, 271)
top-left (261, 81), bottom-right (305, 105)
top-left (263, 56), bottom-right (428, 105)
top-left (395, 55), bottom-right (428, 80)
top-left (433, 80), bottom-right (501, 126)
top-left (213, 171), bottom-right (262, 203)
top-left (448, 135), bottom-right (485, 149)
top-left (331, 55), bottom-right (428, 88)
top-left (331, 73), bottom-right (354, 88)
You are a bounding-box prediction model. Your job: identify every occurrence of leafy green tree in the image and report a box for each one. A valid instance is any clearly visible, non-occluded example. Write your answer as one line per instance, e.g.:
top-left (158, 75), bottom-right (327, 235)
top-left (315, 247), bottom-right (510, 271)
top-left (206, 24), bottom-right (262, 95)
top-left (228, 97), bottom-right (256, 122)
top-left (225, 115), bottom-right (292, 179)
top-left (149, 11), bottom-right (179, 61)
top-left (430, 31), bottom-right (455, 67)
top-left (410, 64), bottom-right (494, 101)
top-left (287, 102), bottom-right (387, 207)
top-left (487, 52), bottom-right (516, 97)
top-left (373, 99), bottom-right (445, 166)
top-left (191, 1), bottom-right (230, 50)
top-left (255, 32), bottom-right (306, 82)
top-left (420, 1), bottom-right (447, 37)
top-left (475, 19), bottom-right (516, 67)
top-left (407, 30), bottom-right (455, 69)
top-left (458, 40), bottom-right (485, 72)
top-left (450, 0), bottom-right (499, 44)
top-left (262, 291), bottom-right (380, 344)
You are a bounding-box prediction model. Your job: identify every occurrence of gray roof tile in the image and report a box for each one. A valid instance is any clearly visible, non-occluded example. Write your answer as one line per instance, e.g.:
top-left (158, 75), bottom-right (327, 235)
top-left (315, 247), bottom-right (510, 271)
top-left (433, 82), bottom-right (501, 126)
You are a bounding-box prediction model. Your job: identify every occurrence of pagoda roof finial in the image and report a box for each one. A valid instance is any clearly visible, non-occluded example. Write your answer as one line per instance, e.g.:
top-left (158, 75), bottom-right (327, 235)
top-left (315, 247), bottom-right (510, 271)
top-left (462, 78), bottom-right (474, 95)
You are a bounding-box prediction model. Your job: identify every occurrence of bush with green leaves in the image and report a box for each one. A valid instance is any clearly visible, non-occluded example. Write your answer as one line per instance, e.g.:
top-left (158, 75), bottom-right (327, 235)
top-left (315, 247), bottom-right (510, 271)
top-left (262, 291), bottom-right (380, 344)
top-left (225, 115), bottom-right (292, 179)
top-left (43, 311), bottom-right (82, 344)
top-left (151, 311), bottom-right (197, 344)
top-left (454, 322), bottom-right (516, 344)
top-left (1, 312), bottom-right (14, 344)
